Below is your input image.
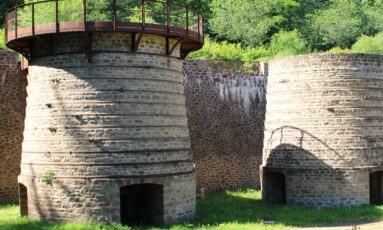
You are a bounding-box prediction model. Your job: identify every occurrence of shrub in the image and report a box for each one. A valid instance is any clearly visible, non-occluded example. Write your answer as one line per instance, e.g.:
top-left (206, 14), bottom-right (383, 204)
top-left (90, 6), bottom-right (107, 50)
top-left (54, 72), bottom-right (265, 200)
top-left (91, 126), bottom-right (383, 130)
top-left (187, 38), bottom-right (244, 60)
top-left (326, 47), bottom-right (349, 53)
top-left (187, 37), bottom-right (273, 61)
top-left (242, 47), bottom-right (271, 62)
top-left (351, 32), bottom-right (383, 55)
top-left (269, 30), bottom-right (310, 57)
top-left (0, 28), bottom-right (6, 51)
top-left (42, 170), bottom-right (55, 185)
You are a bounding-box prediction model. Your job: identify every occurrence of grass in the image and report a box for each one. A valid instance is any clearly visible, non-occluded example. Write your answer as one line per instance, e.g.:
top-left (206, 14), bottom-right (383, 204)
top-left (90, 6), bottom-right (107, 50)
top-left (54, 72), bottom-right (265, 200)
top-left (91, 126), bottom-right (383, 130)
top-left (1, 189), bottom-right (383, 230)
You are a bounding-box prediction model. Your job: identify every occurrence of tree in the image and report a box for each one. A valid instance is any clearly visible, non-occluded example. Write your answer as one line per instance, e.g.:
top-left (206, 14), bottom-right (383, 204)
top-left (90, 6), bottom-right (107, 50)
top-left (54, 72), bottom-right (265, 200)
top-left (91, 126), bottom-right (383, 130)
top-left (1, 0), bottom-right (23, 24)
top-left (351, 32), bottom-right (383, 55)
top-left (361, 0), bottom-right (383, 34)
top-left (209, 0), bottom-right (300, 47)
top-left (269, 30), bottom-right (309, 56)
top-left (305, 0), bottom-right (367, 50)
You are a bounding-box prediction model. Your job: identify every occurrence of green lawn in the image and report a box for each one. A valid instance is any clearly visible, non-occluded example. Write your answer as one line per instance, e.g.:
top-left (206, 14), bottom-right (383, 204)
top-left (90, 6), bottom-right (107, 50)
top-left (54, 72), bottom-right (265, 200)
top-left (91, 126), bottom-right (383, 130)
top-left (1, 189), bottom-right (383, 230)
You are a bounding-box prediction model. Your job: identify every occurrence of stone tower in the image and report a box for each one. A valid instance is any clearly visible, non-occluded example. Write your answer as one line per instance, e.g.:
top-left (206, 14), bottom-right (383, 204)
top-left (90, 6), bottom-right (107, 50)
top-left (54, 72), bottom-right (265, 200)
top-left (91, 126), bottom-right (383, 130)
top-left (262, 54), bottom-right (383, 207)
top-left (5, 0), bottom-right (203, 224)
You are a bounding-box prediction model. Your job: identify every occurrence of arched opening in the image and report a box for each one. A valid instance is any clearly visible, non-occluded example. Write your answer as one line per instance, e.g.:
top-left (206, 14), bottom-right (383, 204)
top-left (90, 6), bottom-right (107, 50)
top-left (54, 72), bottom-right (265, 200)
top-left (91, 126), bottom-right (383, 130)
top-left (263, 171), bottom-right (286, 204)
top-left (19, 183), bottom-right (28, 217)
top-left (370, 171), bottom-right (383, 204)
top-left (120, 184), bottom-right (164, 225)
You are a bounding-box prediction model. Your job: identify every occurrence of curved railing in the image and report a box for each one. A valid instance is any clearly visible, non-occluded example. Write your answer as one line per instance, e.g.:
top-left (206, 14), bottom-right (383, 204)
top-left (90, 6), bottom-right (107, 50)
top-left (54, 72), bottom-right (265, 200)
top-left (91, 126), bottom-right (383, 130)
top-left (5, 0), bottom-right (204, 46)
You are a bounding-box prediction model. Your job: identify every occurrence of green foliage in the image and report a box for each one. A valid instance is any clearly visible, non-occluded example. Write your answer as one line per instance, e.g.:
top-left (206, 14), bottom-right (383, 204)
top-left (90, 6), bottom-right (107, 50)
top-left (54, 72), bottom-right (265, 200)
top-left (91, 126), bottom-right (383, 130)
top-left (209, 0), bottom-right (383, 54)
top-left (59, 0), bottom-right (85, 22)
top-left (307, 0), bottom-right (367, 49)
top-left (188, 31), bottom-right (309, 62)
top-left (42, 170), bottom-right (55, 185)
top-left (269, 30), bottom-right (309, 57)
top-left (326, 47), bottom-right (349, 53)
top-left (242, 47), bottom-right (270, 62)
top-left (326, 32), bottom-right (383, 55)
top-left (0, 28), bottom-right (7, 50)
top-left (0, 0), bottom-right (23, 23)
top-left (362, 0), bottom-right (383, 34)
top-left (188, 38), bottom-right (243, 60)
top-left (3, 0), bottom-right (383, 60)
top-left (187, 38), bottom-right (273, 61)
top-left (351, 32), bottom-right (383, 55)
top-left (210, 0), bottom-right (300, 47)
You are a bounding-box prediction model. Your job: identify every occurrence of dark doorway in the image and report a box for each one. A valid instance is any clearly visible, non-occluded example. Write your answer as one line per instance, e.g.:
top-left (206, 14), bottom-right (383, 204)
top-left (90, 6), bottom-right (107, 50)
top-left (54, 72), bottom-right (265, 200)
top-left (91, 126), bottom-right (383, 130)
top-left (263, 171), bottom-right (286, 204)
top-left (19, 183), bottom-right (28, 217)
top-left (120, 184), bottom-right (163, 225)
top-left (370, 171), bottom-right (383, 204)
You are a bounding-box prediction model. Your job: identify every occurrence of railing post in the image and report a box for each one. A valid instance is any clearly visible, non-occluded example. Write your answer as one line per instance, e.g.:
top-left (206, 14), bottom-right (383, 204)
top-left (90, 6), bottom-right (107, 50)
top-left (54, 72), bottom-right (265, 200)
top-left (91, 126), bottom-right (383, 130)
top-left (186, 7), bottom-right (189, 37)
top-left (201, 15), bottom-right (204, 41)
top-left (5, 13), bottom-right (8, 43)
top-left (15, 7), bottom-right (18, 39)
top-left (141, 0), bottom-right (145, 30)
top-left (32, 3), bottom-right (35, 35)
top-left (83, 0), bottom-right (87, 31)
top-left (55, 0), bottom-right (59, 33)
top-left (112, 0), bottom-right (116, 31)
top-left (166, 0), bottom-right (170, 35)
top-left (197, 13), bottom-right (200, 42)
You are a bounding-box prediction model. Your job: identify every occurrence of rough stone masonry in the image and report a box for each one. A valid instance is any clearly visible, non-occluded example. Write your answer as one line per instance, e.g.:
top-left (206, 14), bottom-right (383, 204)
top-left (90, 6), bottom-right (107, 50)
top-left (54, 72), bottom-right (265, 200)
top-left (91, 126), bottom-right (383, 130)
top-left (17, 33), bottom-right (196, 224)
top-left (184, 60), bottom-right (267, 191)
top-left (0, 51), bottom-right (26, 202)
top-left (262, 53), bottom-right (383, 207)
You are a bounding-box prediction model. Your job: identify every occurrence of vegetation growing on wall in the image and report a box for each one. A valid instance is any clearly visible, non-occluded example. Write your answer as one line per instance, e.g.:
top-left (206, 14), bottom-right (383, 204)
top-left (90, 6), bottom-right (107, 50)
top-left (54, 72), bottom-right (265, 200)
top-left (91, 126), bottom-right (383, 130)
top-left (326, 32), bottom-right (383, 54)
top-left (187, 38), bottom-right (270, 61)
top-left (1, 0), bottom-right (383, 58)
top-left (351, 32), bottom-right (383, 55)
top-left (189, 30), bottom-right (310, 62)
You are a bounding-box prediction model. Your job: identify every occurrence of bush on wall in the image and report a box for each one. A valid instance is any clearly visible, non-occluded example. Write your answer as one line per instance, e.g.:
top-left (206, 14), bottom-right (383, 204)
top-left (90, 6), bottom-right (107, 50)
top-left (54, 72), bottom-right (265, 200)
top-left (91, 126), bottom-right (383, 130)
top-left (187, 32), bottom-right (309, 62)
top-left (269, 30), bottom-right (310, 57)
top-left (187, 37), bottom-right (273, 61)
top-left (326, 32), bottom-right (383, 55)
top-left (351, 32), bottom-right (383, 55)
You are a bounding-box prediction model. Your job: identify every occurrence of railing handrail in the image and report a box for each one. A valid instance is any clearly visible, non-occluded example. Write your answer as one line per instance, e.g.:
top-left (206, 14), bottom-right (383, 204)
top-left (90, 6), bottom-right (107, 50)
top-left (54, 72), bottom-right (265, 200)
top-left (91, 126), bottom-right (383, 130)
top-left (5, 0), bottom-right (203, 18)
top-left (4, 0), bottom-right (204, 59)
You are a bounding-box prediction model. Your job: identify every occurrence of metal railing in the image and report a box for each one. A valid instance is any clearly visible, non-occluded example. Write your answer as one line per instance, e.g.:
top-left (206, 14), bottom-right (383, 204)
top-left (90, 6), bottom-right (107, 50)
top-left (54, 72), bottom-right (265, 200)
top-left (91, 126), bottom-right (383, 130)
top-left (5, 0), bottom-right (204, 44)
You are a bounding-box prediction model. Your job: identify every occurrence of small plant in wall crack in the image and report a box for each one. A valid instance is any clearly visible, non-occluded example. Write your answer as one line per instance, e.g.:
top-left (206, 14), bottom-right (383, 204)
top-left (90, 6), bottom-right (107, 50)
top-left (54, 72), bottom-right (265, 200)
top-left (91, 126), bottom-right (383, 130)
top-left (42, 170), bottom-right (55, 185)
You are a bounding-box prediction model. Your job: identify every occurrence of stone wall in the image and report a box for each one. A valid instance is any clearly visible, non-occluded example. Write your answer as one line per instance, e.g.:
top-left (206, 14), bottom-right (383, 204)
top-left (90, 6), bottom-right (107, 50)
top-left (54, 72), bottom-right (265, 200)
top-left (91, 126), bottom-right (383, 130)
top-left (0, 51), bottom-right (26, 201)
top-left (262, 53), bottom-right (383, 207)
top-left (184, 60), bottom-right (267, 191)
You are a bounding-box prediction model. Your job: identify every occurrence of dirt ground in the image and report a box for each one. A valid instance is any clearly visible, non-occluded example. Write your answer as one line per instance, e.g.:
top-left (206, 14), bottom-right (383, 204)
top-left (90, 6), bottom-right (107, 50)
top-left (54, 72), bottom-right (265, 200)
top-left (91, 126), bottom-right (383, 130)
top-left (300, 221), bottom-right (383, 230)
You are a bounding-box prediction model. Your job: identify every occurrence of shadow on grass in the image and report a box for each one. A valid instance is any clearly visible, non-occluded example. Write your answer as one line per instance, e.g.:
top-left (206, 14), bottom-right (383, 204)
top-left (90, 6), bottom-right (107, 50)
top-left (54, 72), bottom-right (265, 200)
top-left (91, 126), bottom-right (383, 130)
top-left (0, 222), bottom-right (55, 230)
top-left (0, 218), bottom-right (128, 230)
top-left (193, 189), bottom-right (383, 228)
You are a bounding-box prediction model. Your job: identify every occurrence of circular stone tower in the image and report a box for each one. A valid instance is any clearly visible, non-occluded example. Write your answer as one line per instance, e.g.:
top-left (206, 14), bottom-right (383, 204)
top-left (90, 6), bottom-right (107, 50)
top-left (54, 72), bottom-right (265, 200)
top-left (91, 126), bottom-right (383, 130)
top-left (5, 0), bottom-right (203, 224)
top-left (262, 53), bottom-right (383, 207)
